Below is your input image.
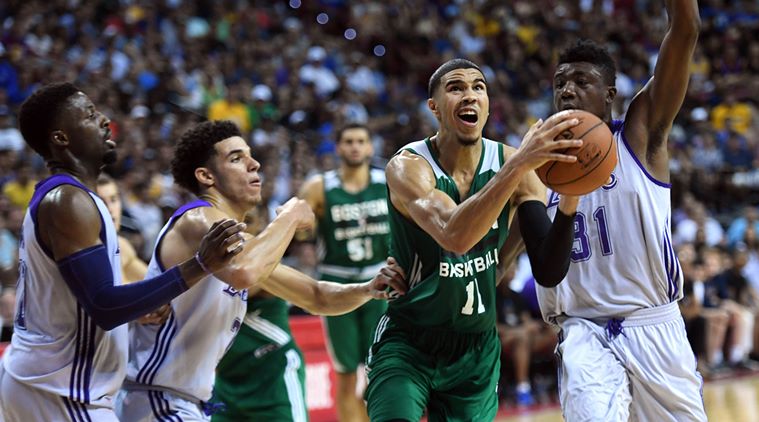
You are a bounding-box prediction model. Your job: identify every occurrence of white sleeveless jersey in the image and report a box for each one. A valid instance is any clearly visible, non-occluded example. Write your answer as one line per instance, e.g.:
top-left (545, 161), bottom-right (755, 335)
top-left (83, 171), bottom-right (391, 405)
top-left (126, 200), bottom-right (248, 402)
top-left (3, 174), bottom-right (127, 406)
top-left (538, 120), bottom-right (683, 321)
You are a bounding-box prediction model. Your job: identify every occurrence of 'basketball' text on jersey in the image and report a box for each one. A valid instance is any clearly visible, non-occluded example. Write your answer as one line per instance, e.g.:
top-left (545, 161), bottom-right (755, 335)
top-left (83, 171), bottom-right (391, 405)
top-left (440, 248), bottom-right (499, 278)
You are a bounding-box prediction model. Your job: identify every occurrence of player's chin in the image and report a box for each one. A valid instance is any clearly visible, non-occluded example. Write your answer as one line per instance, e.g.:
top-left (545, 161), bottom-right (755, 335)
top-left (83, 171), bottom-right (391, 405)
top-left (246, 192), bottom-right (262, 206)
top-left (457, 133), bottom-right (480, 145)
top-left (102, 150), bottom-right (118, 165)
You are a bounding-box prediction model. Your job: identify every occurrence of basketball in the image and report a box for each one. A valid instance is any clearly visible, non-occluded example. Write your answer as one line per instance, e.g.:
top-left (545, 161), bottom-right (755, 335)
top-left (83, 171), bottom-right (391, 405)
top-left (536, 110), bottom-right (617, 195)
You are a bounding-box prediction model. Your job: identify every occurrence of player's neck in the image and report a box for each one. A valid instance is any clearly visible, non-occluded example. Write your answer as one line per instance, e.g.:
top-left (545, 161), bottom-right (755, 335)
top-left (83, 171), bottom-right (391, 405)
top-left (47, 159), bottom-right (99, 190)
top-left (339, 163), bottom-right (370, 192)
top-left (431, 132), bottom-right (482, 175)
top-left (197, 192), bottom-right (248, 222)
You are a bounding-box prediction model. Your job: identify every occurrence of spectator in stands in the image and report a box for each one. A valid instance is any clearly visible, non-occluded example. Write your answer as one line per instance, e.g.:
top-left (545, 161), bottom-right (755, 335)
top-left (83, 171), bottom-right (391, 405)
top-left (675, 201), bottom-right (725, 247)
top-left (679, 244), bottom-right (730, 377)
top-left (727, 206), bottom-right (759, 249)
top-left (703, 248), bottom-right (756, 369)
top-left (2, 161), bottom-right (35, 211)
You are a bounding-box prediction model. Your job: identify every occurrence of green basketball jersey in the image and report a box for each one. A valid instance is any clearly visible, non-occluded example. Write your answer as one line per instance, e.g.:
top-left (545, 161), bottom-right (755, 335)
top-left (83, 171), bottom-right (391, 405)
top-left (318, 167), bottom-right (391, 282)
top-left (214, 296), bottom-right (307, 421)
top-left (387, 138), bottom-right (510, 333)
top-left (216, 296), bottom-right (295, 374)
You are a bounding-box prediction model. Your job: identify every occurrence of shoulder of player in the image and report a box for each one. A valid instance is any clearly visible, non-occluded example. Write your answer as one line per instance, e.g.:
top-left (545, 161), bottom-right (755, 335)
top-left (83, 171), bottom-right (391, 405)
top-left (170, 206), bottom-right (228, 244)
top-left (386, 151), bottom-right (436, 197)
top-left (298, 174), bottom-right (326, 217)
top-left (387, 150), bottom-right (433, 175)
top-left (38, 184), bottom-right (101, 234)
top-left (299, 174), bottom-right (325, 199)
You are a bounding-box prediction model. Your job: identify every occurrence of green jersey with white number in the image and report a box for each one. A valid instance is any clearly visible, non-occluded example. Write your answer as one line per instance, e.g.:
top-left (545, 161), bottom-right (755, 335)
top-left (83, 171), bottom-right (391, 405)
top-left (387, 138), bottom-right (510, 333)
top-left (318, 167), bottom-right (390, 282)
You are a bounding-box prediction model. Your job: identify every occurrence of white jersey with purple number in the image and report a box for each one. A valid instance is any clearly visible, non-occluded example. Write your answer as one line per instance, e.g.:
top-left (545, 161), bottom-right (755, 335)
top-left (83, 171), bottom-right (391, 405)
top-left (538, 120), bottom-right (683, 322)
top-left (3, 174), bottom-right (127, 407)
top-left (125, 200), bottom-right (247, 403)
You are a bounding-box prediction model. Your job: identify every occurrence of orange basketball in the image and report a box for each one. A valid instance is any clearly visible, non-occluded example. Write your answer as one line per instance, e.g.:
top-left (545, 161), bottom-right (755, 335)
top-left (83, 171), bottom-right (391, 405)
top-left (536, 110), bottom-right (617, 195)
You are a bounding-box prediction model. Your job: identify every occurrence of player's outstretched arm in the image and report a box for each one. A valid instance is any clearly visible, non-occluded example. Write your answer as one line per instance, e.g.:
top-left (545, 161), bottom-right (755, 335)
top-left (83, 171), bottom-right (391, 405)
top-left (387, 112), bottom-right (582, 255)
top-left (506, 163), bottom-right (580, 287)
top-left (255, 258), bottom-right (406, 316)
top-left (165, 197), bottom-right (316, 291)
top-left (40, 186), bottom-right (245, 330)
top-left (625, 0), bottom-right (700, 168)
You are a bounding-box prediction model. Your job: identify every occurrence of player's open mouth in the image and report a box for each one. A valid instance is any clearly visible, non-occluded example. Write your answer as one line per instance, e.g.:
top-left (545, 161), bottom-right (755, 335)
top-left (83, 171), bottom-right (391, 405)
top-left (457, 110), bottom-right (478, 126)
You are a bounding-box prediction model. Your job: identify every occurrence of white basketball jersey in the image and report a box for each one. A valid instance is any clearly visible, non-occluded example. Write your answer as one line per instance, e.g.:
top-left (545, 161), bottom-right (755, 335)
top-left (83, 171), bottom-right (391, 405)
top-left (3, 174), bottom-right (127, 406)
top-left (126, 200), bottom-right (248, 402)
top-left (538, 120), bottom-right (683, 321)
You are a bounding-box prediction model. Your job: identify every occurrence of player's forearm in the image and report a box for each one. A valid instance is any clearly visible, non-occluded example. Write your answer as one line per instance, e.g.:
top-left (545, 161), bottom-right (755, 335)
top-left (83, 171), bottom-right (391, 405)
top-left (518, 201), bottom-right (576, 287)
top-left (441, 163), bottom-right (528, 254)
top-left (666, 0), bottom-right (701, 35)
top-left (222, 212), bottom-right (300, 289)
top-left (307, 281), bottom-right (372, 316)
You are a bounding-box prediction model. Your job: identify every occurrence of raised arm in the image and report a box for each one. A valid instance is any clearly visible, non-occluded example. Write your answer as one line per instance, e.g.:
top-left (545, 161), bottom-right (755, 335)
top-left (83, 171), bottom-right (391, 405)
top-left (625, 0), bottom-right (700, 176)
top-left (254, 259), bottom-right (406, 316)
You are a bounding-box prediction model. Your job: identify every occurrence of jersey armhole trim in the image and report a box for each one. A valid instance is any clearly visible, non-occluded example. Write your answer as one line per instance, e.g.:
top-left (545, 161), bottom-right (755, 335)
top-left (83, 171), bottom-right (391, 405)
top-left (617, 121), bottom-right (671, 189)
top-left (154, 201), bottom-right (212, 272)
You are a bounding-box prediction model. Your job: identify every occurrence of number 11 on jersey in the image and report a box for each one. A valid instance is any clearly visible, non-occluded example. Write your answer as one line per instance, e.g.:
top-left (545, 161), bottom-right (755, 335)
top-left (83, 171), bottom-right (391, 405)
top-left (461, 279), bottom-right (485, 315)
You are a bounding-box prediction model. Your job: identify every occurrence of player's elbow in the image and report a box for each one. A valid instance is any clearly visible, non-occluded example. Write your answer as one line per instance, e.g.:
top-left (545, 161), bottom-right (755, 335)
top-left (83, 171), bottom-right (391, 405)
top-left (224, 265), bottom-right (263, 290)
top-left (674, 13), bottom-right (701, 40)
top-left (532, 266), bottom-right (569, 288)
top-left (300, 295), bottom-right (327, 315)
top-left (90, 312), bottom-right (124, 331)
top-left (441, 237), bottom-right (472, 256)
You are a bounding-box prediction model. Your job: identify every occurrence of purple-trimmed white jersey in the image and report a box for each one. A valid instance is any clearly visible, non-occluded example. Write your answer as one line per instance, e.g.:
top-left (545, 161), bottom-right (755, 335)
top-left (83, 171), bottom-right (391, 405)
top-left (537, 120), bottom-right (683, 322)
top-left (125, 200), bottom-right (248, 402)
top-left (3, 174), bottom-right (127, 407)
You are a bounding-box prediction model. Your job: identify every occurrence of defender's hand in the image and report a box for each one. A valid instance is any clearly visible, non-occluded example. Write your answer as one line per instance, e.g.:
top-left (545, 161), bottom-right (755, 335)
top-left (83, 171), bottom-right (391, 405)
top-left (197, 219), bottom-right (247, 273)
top-left (137, 304), bottom-right (171, 325)
top-left (368, 257), bottom-right (407, 300)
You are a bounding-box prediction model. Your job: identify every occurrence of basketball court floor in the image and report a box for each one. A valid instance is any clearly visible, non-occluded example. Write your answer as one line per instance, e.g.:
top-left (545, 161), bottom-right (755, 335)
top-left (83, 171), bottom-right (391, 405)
top-left (497, 374), bottom-right (759, 422)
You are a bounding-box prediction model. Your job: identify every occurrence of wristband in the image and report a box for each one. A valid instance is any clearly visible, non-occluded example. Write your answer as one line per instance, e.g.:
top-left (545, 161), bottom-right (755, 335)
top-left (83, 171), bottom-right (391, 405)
top-left (195, 252), bottom-right (212, 274)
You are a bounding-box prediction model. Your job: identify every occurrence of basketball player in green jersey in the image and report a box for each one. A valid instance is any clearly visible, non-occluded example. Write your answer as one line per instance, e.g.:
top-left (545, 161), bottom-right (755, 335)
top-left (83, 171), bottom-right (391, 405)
top-left (213, 294), bottom-right (308, 422)
top-left (299, 123), bottom-right (390, 422)
top-left (365, 59), bottom-right (586, 422)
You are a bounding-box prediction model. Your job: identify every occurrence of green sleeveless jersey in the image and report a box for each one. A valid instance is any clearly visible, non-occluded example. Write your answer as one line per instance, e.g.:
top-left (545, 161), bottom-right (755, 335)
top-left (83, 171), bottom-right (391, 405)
top-left (387, 138), bottom-right (510, 333)
top-left (215, 296), bottom-right (303, 416)
top-left (317, 167), bottom-right (390, 282)
top-left (216, 296), bottom-right (294, 376)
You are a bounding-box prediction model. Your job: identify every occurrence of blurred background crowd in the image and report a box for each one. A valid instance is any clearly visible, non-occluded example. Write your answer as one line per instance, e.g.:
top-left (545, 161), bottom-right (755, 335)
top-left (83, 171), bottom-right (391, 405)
top-left (0, 0), bottom-right (757, 409)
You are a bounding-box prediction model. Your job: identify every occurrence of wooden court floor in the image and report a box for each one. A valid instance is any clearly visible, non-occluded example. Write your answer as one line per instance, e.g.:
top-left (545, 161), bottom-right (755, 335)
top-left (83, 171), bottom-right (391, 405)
top-left (497, 374), bottom-right (759, 422)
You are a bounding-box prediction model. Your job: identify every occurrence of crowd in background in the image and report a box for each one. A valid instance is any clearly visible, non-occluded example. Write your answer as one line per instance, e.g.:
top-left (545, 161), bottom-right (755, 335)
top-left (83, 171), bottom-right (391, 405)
top-left (0, 0), bottom-right (757, 408)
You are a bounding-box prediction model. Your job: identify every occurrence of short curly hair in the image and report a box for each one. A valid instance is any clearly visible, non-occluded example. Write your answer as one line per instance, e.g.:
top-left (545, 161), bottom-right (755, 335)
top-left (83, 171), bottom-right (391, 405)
top-left (171, 120), bottom-right (242, 195)
top-left (428, 58), bottom-right (484, 98)
top-left (558, 39), bottom-right (616, 86)
top-left (18, 82), bottom-right (81, 158)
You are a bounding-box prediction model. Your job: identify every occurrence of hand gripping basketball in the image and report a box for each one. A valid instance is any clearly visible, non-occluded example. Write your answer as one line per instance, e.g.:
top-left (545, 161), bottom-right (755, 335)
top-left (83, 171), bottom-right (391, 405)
top-left (536, 110), bottom-right (617, 195)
